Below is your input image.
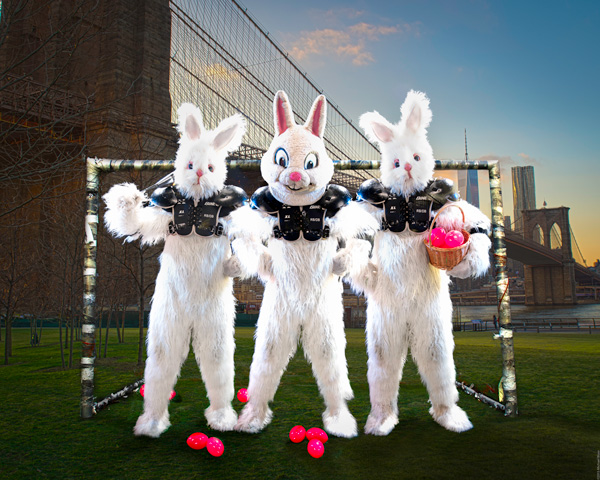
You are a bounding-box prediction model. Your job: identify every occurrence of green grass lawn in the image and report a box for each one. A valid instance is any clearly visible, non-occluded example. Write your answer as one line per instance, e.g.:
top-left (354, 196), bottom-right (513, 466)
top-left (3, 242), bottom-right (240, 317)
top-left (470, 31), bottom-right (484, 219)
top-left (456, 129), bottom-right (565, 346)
top-left (1, 327), bottom-right (599, 479)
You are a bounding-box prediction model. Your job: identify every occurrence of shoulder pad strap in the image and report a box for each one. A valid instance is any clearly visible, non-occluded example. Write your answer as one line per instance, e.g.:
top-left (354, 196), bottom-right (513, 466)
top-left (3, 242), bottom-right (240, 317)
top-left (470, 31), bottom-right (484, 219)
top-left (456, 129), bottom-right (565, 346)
top-left (250, 186), bottom-right (281, 215)
top-left (214, 185), bottom-right (249, 209)
top-left (150, 186), bottom-right (178, 208)
top-left (426, 178), bottom-right (460, 209)
top-left (356, 178), bottom-right (388, 205)
top-left (318, 184), bottom-right (351, 217)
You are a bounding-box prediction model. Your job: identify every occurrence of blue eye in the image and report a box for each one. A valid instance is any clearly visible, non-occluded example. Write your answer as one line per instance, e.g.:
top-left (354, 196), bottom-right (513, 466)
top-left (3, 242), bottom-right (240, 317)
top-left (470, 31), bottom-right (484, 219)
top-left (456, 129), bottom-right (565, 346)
top-left (413, 154), bottom-right (421, 161)
top-left (274, 148), bottom-right (289, 168)
top-left (188, 162), bottom-right (194, 170)
top-left (394, 159), bottom-right (400, 168)
top-left (304, 152), bottom-right (318, 170)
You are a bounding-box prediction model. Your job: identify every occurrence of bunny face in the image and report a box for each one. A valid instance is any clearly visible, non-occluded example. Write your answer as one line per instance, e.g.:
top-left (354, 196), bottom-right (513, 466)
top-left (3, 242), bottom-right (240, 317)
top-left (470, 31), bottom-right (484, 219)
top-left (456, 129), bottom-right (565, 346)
top-left (174, 103), bottom-right (246, 200)
top-left (260, 91), bottom-right (334, 206)
top-left (360, 90), bottom-right (435, 196)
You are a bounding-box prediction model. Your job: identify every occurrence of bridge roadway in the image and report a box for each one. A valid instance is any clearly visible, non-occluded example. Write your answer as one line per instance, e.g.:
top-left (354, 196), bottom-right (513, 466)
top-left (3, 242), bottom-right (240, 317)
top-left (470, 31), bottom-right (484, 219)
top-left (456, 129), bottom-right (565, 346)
top-left (504, 230), bottom-right (599, 284)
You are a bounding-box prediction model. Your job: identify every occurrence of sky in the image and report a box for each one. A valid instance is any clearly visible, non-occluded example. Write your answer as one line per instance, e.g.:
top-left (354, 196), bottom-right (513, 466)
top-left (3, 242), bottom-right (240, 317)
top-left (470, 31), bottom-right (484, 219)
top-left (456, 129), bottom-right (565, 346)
top-left (239, 0), bottom-right (600, 265)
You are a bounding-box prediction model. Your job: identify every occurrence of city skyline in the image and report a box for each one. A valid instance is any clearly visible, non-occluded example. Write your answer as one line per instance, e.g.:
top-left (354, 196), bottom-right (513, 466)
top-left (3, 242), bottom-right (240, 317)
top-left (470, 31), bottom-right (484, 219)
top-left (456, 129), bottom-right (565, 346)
top-left (239, 0), bottom-right (600, 265)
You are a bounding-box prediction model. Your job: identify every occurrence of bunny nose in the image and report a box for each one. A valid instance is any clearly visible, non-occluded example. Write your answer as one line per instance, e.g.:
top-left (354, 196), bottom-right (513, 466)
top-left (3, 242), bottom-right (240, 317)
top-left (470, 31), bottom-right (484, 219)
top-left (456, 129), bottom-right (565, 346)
top-left (289, 171), bottom-right (302, 182)
top-left (404, 163), bottom-right (412, 172)
top-left (196, 169), bottom-right (203, 178)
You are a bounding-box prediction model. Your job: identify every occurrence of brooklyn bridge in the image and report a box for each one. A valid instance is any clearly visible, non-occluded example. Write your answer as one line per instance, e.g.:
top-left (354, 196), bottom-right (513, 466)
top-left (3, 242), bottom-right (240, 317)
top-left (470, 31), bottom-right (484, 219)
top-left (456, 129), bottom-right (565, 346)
top-left (1, 0), bottom-right (598, 311)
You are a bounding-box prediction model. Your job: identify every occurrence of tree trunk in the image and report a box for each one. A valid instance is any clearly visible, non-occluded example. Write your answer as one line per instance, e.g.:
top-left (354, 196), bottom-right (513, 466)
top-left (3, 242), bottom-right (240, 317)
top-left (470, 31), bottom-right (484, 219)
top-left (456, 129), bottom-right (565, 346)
top-left (116, 304), bottom-right (123, 344)
top-left (4, 315), bottom-right (12, 365)
top-left (103, 307), bottom-right (114, 358)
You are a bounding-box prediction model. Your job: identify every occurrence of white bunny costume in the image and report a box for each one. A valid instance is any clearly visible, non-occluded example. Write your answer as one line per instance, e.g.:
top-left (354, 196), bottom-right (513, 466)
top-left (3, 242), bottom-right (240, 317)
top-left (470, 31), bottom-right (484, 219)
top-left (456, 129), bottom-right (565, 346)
top-left (231, 91), bottom-right (376, 438)
top-left (103, 104), bottom-right (247, 437)
top-left (353, 91), bottom-right (491, 435)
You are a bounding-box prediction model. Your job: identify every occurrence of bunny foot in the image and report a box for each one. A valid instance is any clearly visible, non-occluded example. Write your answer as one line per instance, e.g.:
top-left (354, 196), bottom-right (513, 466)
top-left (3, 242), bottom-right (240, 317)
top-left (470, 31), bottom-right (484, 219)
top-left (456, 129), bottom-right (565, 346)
top-left (133, 412), bottom-right (170, 438)
top-left (205, 405), bottom-right (238, 431)
top-left (429, 405), bottom-right (473, 432)
top-left (234, 404), bottom-right (273, 433)
top-left (323, 407), bottom-right (358, 438)
top-left (364, 405), bottom-right (398, 436)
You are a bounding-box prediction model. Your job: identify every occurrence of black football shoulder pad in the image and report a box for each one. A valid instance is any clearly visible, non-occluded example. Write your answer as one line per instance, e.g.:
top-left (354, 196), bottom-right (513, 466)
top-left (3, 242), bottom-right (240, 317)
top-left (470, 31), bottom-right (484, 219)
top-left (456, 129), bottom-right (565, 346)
top-left (318, 184), bottom-right (351, 218)
top-left (214, 185), bottom-right (249, 216)
top-left (356, 179), bottom-right (388, 206)
top-left (250, 186), bottom-right (282, 215)
top-left (426, 178), bottom-right (460, 210)
top-left (150, 186), bottom-right (178, 208)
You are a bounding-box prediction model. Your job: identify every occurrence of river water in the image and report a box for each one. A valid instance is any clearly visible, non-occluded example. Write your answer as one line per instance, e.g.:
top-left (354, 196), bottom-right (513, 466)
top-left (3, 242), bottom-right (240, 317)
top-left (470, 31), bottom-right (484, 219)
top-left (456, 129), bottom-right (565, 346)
top-left (455, 302), bottom-right (600, 322)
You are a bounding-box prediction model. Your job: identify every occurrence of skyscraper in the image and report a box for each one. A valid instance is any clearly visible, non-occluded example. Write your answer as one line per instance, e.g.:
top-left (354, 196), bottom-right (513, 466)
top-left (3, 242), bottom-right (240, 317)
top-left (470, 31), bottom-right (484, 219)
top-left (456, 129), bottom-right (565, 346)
top-left (512, 166), bottom-right (536, 233)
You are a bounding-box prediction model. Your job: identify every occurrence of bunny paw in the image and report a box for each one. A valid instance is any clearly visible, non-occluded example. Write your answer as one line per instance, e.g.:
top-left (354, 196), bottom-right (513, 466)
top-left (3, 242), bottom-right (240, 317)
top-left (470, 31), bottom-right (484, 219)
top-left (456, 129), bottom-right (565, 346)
top-left (223, 256), bottom-right (242, 277)
top-left (104, 183), bottom-right (144, 211)
top-left (257, 252), bottom-right (274, 282)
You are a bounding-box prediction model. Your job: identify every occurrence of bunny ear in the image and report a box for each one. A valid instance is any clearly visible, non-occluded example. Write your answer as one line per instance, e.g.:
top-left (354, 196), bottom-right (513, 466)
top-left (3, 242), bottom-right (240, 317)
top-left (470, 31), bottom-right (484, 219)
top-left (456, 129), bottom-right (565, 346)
top-left (177, 103), bottom-right (204, 141)
top-left (212, 113), bottom-right (246, 153)
top-left (273, 90), bottom-right (295, 135)
top-left (401, 90), bottom-right (432, 135)
top-left (304, 95), bottom-right (327, 138)
top-left (359, 111), bottom-right (395, 144)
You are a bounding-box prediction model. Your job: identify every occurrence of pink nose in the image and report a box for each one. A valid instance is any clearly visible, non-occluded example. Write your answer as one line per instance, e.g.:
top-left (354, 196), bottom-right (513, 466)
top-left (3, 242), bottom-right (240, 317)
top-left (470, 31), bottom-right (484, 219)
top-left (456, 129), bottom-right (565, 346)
top-left (196, 169), bottom-right (203, 178)
top-left (404, 163), bottom-right (412, 171)
top-left (289, 171), bottom-right (302, 182)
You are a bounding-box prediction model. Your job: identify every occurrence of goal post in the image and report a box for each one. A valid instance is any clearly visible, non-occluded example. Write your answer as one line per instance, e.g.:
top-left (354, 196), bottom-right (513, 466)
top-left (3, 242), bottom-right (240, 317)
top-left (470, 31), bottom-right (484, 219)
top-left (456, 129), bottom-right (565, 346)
top-left (81, 157), bottom-right (517, 418)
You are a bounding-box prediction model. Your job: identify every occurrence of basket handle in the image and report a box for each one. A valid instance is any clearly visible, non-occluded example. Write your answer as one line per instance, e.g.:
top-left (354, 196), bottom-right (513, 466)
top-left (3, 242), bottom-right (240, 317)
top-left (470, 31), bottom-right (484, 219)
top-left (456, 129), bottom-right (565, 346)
top-left (426, 202), bottom-right (465, 245)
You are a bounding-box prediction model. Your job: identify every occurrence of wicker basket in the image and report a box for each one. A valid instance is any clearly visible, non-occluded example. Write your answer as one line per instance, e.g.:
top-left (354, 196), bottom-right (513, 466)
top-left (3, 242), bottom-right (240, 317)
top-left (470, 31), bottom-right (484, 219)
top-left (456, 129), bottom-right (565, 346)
top-left (424, 203), bottom-right (471, 270)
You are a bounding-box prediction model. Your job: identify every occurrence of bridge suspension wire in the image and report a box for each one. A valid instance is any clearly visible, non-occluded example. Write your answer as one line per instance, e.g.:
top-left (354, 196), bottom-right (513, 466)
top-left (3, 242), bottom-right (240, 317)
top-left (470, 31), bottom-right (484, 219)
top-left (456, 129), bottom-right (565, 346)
top-left (169, 0), bottom-right (380, 169)
top-left (569, 226), bottom-right (587, 266)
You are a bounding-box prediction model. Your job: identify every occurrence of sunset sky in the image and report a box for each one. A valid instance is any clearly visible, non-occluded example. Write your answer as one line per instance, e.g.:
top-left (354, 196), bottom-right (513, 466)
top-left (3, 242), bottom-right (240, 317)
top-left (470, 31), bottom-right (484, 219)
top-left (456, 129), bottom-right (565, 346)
top-left (239, 0), bottom-right (600, 265)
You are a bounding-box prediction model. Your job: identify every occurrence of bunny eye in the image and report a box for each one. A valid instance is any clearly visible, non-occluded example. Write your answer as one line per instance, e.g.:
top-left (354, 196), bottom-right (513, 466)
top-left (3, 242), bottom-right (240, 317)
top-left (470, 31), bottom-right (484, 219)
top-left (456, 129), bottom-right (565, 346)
top-left (393, 159), bottom-right (400, 168)
top-left (188, 161), bottom-right (194, 170)
top-left (274, 147), bottom-right (289, 168)
top-left (208, 164), bottom-right (214, 172)
top-left (304, 152), bottom-right (318, 170)
top-left (413, 154), bottom-right (421, 162)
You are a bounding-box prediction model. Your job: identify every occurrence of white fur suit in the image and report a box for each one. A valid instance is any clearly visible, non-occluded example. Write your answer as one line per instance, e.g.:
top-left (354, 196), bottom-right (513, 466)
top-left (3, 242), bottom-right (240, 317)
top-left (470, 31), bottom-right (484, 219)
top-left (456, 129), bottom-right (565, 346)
top-left (103, 104), bottom-right (247, 437)
top-left (353, 91), bottom-right (492, 435)
top-left (231, 91), bottom-right (376, 438)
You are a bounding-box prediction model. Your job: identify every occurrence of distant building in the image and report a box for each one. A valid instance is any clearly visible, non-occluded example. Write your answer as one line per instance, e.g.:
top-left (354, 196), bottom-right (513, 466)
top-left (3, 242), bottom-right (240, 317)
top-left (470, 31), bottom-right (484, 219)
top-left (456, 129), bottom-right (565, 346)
top-left (457, 169), bottom-right (480, 207)
top-left (504, 215), bottom-right (512, 230)
top-left (512, 166), bottom-right (536, 233)
top-left (457, 130), bottom-right (479, 207)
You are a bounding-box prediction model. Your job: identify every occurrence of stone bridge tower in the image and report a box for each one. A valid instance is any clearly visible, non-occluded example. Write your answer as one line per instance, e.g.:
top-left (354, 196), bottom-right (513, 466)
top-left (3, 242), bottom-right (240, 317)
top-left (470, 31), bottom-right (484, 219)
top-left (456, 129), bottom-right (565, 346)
top-left (522, 207), bottom-right (576, 305)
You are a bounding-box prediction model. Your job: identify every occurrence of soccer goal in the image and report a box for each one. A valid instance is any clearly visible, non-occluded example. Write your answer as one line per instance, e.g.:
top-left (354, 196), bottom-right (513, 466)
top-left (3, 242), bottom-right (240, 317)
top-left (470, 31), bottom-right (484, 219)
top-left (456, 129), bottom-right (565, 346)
top-left (81, 157), bottom-right (517, 418)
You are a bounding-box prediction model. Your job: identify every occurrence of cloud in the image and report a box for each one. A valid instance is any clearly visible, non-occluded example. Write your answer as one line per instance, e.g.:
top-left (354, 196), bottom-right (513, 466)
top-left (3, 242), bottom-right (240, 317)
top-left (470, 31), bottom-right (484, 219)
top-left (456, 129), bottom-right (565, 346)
top-left (284, 20), bottom-right (416, 66)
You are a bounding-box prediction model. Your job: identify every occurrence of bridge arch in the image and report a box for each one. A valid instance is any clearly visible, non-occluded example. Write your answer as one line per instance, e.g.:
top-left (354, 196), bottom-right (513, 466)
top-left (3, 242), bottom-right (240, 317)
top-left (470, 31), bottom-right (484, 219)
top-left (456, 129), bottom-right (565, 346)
top-left (533, 224), bottom-right (544, 246)
top-left (550, 222), bottom-right (562, 250)
top-left (521, 207), bottom-right (576, 305)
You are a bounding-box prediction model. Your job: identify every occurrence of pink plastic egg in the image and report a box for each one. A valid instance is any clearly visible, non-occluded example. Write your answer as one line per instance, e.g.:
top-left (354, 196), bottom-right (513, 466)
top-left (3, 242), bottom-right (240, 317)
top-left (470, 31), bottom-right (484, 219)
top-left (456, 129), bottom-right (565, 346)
top-left (430, 227), bottom-right (447, 247)
top-left (307, 439), bottom-right (325, 458)
top-left (237, 388), bottom-right (248, 403)
top-left (206, 437), bottom-right (224, 457)
top-left (289, 425), bottom-right (306, 443)
top-left (306, 427), bottom-right (328, 444)
top-left (139, 384), bottom-right (145, 397)
top-left (444, 230), bottom-right (465, 248)
top-left (169, 390), bottom-right (177, 401)
top-left (187, 432), bottom-right (208, 450)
